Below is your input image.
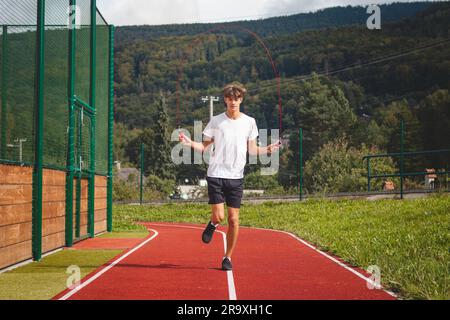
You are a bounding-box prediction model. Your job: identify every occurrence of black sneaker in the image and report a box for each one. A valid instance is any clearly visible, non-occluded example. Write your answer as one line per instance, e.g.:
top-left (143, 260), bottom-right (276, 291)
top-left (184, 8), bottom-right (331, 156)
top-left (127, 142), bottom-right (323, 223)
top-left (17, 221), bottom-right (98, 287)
top-left (222, 257), bottom-right (232, 271)
top-left (202, 221), bottom-right (216, 244)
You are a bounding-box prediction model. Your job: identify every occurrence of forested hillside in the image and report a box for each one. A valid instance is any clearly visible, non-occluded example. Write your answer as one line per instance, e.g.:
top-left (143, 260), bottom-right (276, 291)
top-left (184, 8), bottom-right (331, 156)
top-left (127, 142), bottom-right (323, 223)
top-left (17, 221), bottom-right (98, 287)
top-left (112, 2), bottom-right (450, 195)
top-left (115, 2), bottom-right (436, 43)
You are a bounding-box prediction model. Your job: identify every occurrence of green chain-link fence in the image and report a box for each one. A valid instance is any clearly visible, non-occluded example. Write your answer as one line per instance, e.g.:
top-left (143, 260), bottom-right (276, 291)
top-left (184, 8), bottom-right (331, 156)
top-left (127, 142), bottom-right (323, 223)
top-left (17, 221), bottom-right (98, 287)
top-left (0, 0), bottom-right (114, 261)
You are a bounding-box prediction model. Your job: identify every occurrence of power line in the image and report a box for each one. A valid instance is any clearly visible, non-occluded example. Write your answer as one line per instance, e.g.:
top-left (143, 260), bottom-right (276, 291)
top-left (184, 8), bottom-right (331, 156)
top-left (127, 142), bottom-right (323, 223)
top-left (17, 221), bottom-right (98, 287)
top-left (247, 37), bottom-right (450, 93)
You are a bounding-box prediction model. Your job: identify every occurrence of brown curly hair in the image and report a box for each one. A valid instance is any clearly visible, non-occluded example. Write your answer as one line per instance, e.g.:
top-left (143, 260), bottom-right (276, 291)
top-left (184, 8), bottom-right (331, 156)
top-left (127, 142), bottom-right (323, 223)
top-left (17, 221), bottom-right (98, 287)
top-left (223, 83), bottom-right (247, 105)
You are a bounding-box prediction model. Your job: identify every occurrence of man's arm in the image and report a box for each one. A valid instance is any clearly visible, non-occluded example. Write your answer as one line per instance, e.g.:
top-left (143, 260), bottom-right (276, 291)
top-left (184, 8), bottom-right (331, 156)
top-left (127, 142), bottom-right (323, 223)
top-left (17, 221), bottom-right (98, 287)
top-left (179, 132), bottom-right (214, 152)
top-left (248, 139), bottom-right (281, 156)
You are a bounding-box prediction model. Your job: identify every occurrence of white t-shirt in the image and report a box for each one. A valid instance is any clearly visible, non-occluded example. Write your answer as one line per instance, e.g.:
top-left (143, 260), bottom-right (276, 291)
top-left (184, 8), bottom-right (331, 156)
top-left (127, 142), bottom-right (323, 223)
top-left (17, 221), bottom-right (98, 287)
top-left (203, 112), bottom-right (259, 179)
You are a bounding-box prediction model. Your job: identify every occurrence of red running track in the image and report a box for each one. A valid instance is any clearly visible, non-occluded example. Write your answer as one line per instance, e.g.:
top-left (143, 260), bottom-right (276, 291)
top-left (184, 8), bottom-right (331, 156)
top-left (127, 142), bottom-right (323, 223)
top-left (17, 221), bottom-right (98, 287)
top-left (54, 222), bottom-right (396, 300)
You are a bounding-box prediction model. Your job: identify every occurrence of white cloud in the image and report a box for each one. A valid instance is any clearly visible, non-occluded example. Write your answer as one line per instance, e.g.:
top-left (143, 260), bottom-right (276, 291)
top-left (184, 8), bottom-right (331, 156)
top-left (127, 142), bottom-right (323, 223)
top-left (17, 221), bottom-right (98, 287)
top-left (97, 0), bottom-right (280, 25)
top-left (95, 0), bottom-right (439, 26)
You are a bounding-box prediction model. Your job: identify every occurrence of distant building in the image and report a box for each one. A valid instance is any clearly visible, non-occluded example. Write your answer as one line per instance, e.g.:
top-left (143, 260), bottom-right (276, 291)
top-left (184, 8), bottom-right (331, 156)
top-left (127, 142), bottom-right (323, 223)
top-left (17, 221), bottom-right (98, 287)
top-left (382, 180), bottom-right (395, 191)
top-left (199, 179), bottom-right (207, 187)
top-left (425, 168), bottom-right (437, 189)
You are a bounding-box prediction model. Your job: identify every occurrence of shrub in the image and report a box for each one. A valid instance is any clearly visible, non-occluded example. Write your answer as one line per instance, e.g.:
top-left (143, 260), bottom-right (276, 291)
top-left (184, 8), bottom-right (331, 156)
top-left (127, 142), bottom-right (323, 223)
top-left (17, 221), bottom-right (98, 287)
top-left (146, 175), bottom-right (176, 197)
top-left (304, 137), bottom-right (398, 193)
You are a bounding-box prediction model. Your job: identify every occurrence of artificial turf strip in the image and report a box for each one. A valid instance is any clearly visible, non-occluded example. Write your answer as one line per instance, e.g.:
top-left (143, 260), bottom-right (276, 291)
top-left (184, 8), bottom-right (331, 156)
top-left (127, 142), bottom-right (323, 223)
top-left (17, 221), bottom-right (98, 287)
top-left (96, 231), bottom-right (149, 239)
top-left (113, 194), bottom-right (450, 300)
top-left (0, 250), bottom-right (121, 300)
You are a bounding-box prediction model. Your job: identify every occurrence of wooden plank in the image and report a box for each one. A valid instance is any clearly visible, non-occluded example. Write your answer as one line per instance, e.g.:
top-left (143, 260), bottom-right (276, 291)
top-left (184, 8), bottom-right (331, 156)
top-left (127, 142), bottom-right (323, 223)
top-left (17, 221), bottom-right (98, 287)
top-left (42, 185), bottom-right (66, 202)
top-left (80, 182), bottom-right (88, 199)
top-left (42, 232), bottom-right (65, 253)
top-left (42, 201), bottom-right (65, 219)
top-left (94, 220), bottom-right (107, 234)
top-left (95, 187), bottom-right (107, 198)
top-left (94, 209), bottom-right (107, 221)
top-left (0, 222), bottom-right (32, 248)
top-left (0, 185), bottom-right (33, 205)
top-left (95, 176), bottom-right (108, 187)
top-left (79, 225), bottom-right (88, 238)
top-left (79, 200), bottom-right (88, 212)
top-left (0, 203), bottom-right (32, 227)
top-left (0, 241), bottom-right (32, 270)
top-left (95, 198), bottom-right (107, 211)
top-left (42, 216), bottom-right (65, 237)
top-left (0, 165), bottom-right (33, 185)
top-left (43, 169), bottom-right (66, 186)
top-left (80, 213), bottom-right (88, 226)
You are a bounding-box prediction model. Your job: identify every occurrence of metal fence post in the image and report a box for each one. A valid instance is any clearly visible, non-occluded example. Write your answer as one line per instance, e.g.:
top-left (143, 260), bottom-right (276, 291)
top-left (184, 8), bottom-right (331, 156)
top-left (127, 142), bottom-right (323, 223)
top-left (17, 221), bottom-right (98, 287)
top-left (400, 119), bottom-right (404, 199)
top-left (32, 0), bottom-right (45, 261)
top-left (65, 0), bottom-right (76, 247)
top-left (88, 0), bottom-right (97, 237)
top-left (107, 24), bottom-right (115, 232)
top-left (299, 128), bottom-right (303, 201)
top-left (1, 25), bottom-right (7, 159)
top-left (367, 157), bottom-right (371, 192)
top-left (140, 143), bottom-right (144, 205)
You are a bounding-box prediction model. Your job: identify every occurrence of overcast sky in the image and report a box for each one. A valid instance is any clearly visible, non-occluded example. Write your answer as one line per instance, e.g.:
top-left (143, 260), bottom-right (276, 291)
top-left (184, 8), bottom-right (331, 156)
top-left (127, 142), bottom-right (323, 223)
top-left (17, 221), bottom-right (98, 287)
top-left (96, 0), bottom-right (440, 26)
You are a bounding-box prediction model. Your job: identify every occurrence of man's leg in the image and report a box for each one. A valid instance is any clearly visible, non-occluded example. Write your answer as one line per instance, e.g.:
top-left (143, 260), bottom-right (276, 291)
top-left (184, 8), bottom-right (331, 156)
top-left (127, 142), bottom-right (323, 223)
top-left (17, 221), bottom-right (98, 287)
top-left (203, 177), bottom-right (225, 244)
top-left (225, 206), bottom-right (239, 258)
top-left (202, 203), bottom-right (224, 244)
top-left (211, 203), bottom-right (225, 225)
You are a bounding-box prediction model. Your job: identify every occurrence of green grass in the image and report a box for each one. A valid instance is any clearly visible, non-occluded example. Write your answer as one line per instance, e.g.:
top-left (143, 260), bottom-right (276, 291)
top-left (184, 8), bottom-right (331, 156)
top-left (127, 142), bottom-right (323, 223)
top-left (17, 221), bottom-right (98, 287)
top-left (113, 194), bottom-right (450, 300)
top-left (0, 250), bottom-right (121, 300)
top-left (96, 231), bottom-right (149, 239)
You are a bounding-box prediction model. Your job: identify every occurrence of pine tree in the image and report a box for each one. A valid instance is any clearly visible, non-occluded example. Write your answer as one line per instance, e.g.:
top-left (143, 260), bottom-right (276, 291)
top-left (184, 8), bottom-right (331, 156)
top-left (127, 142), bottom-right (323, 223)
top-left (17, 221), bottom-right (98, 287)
top-left (152, 93), bottom-right (175, 180)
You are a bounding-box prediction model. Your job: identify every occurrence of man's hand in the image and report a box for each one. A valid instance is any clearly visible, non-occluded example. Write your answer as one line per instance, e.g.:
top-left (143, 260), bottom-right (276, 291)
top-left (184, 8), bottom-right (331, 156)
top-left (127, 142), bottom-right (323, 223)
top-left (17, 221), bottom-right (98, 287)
top-left (179, 132), bottom-right (192, 147)
top-left (179, 132), bottom-right (214, 152)
top-left (267, 140), bottom-right (281, 154)
top-left (248, 139), bottom-right (281, 155)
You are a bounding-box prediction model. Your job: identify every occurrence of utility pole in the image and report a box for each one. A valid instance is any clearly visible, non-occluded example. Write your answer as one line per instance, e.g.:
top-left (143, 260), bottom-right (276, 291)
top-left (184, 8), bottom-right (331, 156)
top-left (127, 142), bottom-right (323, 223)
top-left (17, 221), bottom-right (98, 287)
top-left (202, 96), bottom-right (220, 121)
top-left (16, 138), bottom-right (27, 163)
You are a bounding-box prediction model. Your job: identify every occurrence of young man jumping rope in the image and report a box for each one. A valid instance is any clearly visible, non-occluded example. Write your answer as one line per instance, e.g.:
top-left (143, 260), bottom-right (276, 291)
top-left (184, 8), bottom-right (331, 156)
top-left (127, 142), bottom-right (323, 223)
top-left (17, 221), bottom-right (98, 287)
top-left (179, 83), bottom-right (280, 271)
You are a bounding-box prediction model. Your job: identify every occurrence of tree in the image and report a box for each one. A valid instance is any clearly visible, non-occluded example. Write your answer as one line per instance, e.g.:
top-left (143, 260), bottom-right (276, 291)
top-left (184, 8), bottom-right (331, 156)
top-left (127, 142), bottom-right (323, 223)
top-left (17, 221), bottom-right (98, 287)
top-left (303, 137), bottom-right (397, 193)
top-left (298, 74), bottom-right (357, 152)
top-left (417, 89), bottom-right (450, 167)
top-left (125, 127), bottom-right (154, 172)
top-left (374, 99), bottom-right (424, 172)
top-left (152, 93), bottom-right (176, 180)
top-left (284, 74), bottom-right (357, 184)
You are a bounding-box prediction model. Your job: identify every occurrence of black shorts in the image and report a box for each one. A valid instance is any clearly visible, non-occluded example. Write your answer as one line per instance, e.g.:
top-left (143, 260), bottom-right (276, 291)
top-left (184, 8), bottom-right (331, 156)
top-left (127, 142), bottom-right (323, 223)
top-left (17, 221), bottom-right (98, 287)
top-left (206, 176), bottom-right (244, 209)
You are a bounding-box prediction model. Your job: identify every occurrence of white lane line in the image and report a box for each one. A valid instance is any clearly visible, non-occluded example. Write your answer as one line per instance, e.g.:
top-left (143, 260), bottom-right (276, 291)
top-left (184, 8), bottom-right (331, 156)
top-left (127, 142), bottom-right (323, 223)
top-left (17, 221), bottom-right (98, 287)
top-left (219, 227), bottom-right (237, 300)
top-left (244, 225), bottom-right (398, 299)
top-left (145, 223), bottom-right (237, 300)
top-left (59, 229), bottom-right (159, 300)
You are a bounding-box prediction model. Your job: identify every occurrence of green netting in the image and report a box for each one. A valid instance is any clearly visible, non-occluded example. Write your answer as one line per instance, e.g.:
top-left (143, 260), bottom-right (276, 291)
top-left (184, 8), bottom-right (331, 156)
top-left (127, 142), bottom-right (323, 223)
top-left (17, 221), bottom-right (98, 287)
top-left (0, 26), bottom-right (3, 159)
top-left (2, 26), bottom-right (37, 164)
top-left (74, 0), bottom-right (91, 105)
top-left (74, 107), bottom-right (81, 170)
top-left (43, 0), bottom-right (69, 168)
top-left (95, 11), bottom-right (109, 174)
top-left (72, 107), bottom-right (92, 173)
top-left (81, 111), bottom-right (92, 171)
top-left (0, 0), bottom-right (37, 164)
top-left (0, 0), bottom-right (112, 174)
